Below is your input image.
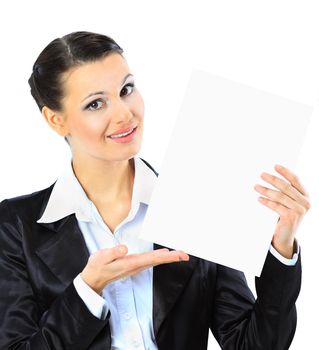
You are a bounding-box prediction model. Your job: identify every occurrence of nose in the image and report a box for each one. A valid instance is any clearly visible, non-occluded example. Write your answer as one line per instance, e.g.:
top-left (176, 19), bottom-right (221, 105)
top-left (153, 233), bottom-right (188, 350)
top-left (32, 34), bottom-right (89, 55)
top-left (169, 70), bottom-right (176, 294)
top-left (110, 96), bottom-right (134, 124)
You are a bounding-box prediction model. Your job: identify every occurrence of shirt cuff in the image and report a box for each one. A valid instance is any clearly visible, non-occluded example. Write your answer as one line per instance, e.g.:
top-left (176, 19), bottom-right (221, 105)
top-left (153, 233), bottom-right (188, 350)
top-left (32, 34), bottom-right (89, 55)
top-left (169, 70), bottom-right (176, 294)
top-left (269, 240), bottom-right (300, 266)
top-left (73, 274), bottom-right (109, 319)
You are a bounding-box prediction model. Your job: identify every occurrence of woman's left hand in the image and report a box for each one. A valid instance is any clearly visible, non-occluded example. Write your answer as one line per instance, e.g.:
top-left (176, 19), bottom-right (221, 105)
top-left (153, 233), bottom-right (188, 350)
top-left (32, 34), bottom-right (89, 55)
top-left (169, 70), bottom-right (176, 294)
top-left (254, 164), bottom-right (311, 259)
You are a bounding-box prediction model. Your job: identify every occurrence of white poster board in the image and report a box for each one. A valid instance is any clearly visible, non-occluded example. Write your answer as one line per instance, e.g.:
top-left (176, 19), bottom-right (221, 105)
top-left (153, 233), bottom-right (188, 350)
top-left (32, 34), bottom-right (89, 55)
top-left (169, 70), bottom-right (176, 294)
top-left (139, 69), bottom-right (313, 276)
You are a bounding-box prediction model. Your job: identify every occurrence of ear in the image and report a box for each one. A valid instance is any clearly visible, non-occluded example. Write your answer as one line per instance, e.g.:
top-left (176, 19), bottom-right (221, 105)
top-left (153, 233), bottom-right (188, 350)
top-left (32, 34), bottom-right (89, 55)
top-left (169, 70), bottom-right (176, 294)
top-left (41, 106), bottom-right (69, 138)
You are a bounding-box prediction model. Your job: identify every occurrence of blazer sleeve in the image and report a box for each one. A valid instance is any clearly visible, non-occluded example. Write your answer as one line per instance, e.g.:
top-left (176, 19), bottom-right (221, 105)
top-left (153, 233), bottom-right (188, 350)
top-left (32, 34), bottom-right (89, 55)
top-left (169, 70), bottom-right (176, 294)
top-left (210, 250), bottom-right (302, 349)
top-left (0, 199), bottom-right (109, 349)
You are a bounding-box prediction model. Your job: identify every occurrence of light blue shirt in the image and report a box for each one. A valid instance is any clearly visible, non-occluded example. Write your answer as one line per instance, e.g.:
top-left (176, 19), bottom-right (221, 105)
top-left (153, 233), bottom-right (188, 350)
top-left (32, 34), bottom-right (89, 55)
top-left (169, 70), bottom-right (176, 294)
top-left (37, 155), bottom-right (158, 350)
top-left (37, 154), bottom-right (298, 350)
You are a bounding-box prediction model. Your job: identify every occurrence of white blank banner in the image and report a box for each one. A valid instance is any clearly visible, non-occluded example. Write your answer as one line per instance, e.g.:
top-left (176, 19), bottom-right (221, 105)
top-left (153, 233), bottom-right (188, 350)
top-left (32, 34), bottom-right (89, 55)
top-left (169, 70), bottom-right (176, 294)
top-left (139, 69), bottom-right (312, 277)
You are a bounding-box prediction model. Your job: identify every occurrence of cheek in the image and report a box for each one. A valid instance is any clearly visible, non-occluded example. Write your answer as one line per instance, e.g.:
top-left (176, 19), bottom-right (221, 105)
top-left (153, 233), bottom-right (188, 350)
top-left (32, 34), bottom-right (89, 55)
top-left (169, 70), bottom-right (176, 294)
top-left (71, 114), bottom-right (109, 141)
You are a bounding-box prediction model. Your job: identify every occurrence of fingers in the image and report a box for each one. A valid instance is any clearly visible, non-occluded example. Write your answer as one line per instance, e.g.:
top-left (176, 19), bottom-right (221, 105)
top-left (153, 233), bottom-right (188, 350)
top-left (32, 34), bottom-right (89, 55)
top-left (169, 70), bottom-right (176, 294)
top-left (259, 172), bottom-right (304, 204)
top-left (254, 184), bottom-right (306, 213)
top-left (254, 165), bottom-right (311, 211)
top-left (89, 244), bottom-right (128, 265)
top-left (113, 249), bottom-right (189, 278)
top-left (109, 249), bottom-right (189, 276)
top-left (274, 164), bottom-right (309, 197)
top-left (257, 196), bottom-right (299, 217)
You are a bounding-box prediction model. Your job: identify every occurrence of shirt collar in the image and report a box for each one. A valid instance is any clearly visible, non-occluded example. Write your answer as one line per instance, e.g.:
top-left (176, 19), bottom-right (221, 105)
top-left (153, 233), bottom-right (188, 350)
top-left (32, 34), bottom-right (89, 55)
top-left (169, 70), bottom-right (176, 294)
top-left (36, 156), bottom-right (157, 224)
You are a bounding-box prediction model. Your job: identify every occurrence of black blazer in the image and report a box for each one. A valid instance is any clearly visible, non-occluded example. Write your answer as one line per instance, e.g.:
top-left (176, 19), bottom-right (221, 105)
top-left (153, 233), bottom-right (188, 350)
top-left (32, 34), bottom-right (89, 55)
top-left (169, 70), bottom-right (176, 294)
top-left (0, 158), bottom-right (301, 350)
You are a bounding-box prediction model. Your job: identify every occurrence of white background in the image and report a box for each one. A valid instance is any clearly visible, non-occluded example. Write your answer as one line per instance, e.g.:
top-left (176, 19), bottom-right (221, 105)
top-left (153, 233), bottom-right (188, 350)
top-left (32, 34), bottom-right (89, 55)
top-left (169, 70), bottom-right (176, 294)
top-left (0, 1), bottom-right (318, 348)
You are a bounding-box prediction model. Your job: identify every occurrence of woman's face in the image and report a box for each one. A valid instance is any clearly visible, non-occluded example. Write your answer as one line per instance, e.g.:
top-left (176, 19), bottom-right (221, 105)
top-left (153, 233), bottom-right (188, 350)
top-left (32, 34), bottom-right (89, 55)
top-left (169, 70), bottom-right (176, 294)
top-left (54, 52), bottom-right (144, 162)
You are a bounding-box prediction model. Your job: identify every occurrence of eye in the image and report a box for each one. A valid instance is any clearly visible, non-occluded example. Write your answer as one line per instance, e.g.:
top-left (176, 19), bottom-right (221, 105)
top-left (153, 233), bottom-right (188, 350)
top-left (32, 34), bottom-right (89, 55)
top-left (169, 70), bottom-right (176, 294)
top-left (120, 83), bottom-right (135, 97)
top-left (85, 99), bottom-right (105, 111)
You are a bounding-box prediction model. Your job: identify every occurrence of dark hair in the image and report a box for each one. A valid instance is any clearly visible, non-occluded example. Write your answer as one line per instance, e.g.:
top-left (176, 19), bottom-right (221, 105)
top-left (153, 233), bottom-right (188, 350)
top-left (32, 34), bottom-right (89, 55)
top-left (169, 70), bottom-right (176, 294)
top-left (28, 31), bottom-right (124, 145)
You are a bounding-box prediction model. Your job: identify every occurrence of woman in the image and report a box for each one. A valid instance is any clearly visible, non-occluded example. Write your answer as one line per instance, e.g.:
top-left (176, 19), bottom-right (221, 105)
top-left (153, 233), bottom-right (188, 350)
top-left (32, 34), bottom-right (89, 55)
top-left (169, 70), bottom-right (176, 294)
top-left (0, 31), bottom-right (310, 349)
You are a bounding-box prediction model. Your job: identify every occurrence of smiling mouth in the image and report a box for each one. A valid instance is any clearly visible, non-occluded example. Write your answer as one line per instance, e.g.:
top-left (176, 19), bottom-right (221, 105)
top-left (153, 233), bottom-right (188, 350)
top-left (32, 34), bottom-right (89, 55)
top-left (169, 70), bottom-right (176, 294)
top-left (107, 126), bottom-right (137, 139)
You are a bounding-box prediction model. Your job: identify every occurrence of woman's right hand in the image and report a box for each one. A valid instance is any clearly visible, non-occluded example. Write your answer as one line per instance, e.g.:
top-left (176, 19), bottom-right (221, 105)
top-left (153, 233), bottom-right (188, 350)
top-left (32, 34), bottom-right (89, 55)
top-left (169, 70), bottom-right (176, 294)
top-left (80, 245), bottom-right (189, 294)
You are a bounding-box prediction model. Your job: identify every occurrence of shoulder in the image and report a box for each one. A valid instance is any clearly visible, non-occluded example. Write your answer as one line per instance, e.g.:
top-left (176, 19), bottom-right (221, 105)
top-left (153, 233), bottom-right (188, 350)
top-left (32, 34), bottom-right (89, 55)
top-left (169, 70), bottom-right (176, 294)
top-left (0, 182), bottom-right (55, 223)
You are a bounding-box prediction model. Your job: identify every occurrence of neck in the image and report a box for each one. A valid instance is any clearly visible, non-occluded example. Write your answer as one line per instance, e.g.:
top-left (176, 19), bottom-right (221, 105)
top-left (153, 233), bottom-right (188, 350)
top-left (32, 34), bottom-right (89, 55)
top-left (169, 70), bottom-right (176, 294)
top-left (71, 153), bottom-right (135, 204)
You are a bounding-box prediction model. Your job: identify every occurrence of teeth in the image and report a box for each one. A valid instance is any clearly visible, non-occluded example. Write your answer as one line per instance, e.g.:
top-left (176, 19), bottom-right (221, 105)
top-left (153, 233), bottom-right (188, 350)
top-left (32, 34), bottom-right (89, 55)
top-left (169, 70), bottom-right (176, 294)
top-left (110, 128), bottom-right (134, 138)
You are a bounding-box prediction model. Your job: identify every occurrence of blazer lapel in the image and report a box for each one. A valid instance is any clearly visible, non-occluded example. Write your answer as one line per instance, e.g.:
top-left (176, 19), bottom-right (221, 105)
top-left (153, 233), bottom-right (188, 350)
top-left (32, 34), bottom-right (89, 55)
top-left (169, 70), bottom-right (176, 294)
top-left (152, 243), bottom-right (198, 337)
top-left (36, 213), bottom-right (90, 287)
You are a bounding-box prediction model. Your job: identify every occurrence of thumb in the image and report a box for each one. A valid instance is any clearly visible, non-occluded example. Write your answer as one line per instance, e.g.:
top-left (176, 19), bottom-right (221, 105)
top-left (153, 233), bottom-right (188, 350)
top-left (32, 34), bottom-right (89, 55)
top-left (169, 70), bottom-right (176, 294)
top-left (89, 244), bottom-right (128, 265)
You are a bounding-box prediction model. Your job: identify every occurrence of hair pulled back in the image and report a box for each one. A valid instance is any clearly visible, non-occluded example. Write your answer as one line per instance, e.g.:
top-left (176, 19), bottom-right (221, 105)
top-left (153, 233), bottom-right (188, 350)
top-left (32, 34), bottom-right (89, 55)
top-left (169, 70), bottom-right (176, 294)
top-left (28, 31), bottom-right (124, 144)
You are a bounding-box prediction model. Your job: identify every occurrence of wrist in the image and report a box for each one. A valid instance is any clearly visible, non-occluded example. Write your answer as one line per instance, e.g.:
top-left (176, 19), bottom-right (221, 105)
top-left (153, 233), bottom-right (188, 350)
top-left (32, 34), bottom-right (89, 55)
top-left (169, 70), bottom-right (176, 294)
top-left (271, 236), bottom-right (295, 259)
top-left (80, 270), bottom-right (105, 295)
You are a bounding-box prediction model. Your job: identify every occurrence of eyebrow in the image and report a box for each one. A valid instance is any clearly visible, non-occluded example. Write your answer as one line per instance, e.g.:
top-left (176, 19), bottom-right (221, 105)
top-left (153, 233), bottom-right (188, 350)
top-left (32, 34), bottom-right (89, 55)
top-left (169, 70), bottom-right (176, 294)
top-left (81, 73), bottom-right (134, 102)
